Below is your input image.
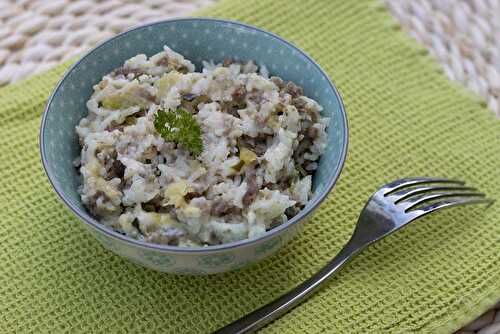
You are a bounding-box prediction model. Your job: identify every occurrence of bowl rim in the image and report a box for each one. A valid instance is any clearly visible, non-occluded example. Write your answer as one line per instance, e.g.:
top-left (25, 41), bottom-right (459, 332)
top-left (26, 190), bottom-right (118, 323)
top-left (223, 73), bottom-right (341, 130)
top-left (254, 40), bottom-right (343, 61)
top-left (40, 17), bottom-right (349, 253)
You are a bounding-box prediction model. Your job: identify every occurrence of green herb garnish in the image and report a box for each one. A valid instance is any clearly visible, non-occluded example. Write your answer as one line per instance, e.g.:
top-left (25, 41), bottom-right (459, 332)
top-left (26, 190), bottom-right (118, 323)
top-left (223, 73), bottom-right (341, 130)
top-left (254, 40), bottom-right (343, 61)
top-left (154, 108), bottom-right (203, 155)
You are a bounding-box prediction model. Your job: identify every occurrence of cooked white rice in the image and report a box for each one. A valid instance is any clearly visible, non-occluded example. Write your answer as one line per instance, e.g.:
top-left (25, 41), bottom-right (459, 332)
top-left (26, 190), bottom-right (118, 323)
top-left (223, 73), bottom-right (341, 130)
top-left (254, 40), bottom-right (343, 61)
top-left (75, 45), bottom-right (329, 247)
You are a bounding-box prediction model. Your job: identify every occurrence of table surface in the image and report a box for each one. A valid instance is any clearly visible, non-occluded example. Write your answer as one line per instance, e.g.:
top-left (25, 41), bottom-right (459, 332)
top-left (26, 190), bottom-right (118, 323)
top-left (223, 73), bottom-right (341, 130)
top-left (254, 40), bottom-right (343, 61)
top-left (0, 0), bottom-right (498, 332)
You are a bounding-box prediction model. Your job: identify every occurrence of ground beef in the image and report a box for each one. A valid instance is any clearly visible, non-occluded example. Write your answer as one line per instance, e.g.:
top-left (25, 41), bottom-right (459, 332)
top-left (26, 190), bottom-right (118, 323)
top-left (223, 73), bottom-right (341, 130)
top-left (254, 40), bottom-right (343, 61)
top-left (135, 110), bottom-right (147, 117)
top-left (181, 94), bottom-right (211, 114)
top-left (284, 81), bottom-right (304, 98)
top-left (141, 203), bottom-right (157, 212)
top-left (247, 89), bottom-right (263, 104)
top-left (106, 109), bottom-right (146, 132)
top-left (305, 162), bottom-right (318, 171)
top-left (105, 122), bottom-right (126, 132)
top-left (291, 97), bottom-right (307, 110)
top-left (184, 191), bottom-right (203, 201)
top-left (307, 126), bottom-right (319, 139)
top-left (240, 135), bottom-right (269, 156)
top-left (308, 108), bottom-right (320, 123)
top-left (87, 190), bottom-right (120, 217)
top-left (156, 55), bottom-right (189, 73)
top-left (285, 205), bottom-right (301, 219)
top-left (145, 227), bottom-right (185, 246)
top-left (268, 218), bottom-right (283, 230)
top-left (270, 76), bottom-right (284, 89)
top-left (232, 85), bottom-right (247, 102)
top-left (86, 192), bottom-right (103, 216)
top-left (176, 65), bottom-right (189, 74)
top-left (222, 58), bottom-right (234, 67)
top-left (131, 218), bottom-right (141, 232)
top-left (141, 195), bottom-right (164, 212)
top-left (294, 138), bottom-right (313, 159)
top-left (219, 101), bottom-right (240, 118)
top-left (242, 177), bottom-right (259, 206)
top-left (263, 170), bottom-right (290, 191)
top-left (294, 137), bottom-right (313, 174)
top-left (275, 102), bottom-right (286, 115)
top-left (218, 87), bottom-right (246, 118)
top-left (108, 159), bottom-right (125, 179)
top-left (205, 232), bottom-right (221, 245)
top-left (293, 121), bottom-right (318, 170)
top-left (219, 85), bottom-right (247, 118)
top-left (156, 56), bottom-right (169, 67)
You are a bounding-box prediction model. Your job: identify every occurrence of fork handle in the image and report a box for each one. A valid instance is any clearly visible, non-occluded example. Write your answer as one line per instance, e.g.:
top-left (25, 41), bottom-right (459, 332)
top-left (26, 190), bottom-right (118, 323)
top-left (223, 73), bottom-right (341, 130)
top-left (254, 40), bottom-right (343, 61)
top-left (212, 240), bottom-right (363, 334)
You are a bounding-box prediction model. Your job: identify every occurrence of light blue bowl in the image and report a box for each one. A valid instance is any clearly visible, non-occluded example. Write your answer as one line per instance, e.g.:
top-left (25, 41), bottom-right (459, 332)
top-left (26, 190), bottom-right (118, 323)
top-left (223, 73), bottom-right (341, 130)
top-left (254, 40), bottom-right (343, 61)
top-left (40, 18), bottom-right (348, 275)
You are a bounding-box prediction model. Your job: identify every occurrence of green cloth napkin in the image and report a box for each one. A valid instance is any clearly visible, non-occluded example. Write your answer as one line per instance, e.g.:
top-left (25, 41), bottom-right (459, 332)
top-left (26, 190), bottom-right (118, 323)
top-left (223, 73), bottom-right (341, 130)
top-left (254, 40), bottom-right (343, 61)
top-left (1, 0), bottom-right (499, 333)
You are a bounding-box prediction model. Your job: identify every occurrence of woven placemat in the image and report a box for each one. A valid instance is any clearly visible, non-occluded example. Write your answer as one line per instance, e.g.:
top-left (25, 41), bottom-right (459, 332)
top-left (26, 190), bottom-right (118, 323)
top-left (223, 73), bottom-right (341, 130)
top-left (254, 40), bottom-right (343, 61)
top-left (0, 0), bottom-right (499, 333)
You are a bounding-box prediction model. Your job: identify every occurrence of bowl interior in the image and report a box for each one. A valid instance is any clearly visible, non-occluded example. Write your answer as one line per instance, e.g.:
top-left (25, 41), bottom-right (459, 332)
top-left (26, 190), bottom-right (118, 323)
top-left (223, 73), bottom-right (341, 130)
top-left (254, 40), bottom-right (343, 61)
top-left (41, 18), bottom-right (348, 244)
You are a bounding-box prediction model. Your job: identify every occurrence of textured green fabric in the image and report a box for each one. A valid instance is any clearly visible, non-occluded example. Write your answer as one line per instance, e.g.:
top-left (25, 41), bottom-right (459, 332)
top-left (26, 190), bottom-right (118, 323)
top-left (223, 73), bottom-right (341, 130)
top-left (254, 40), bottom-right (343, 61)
top-left (1, 0), bottom-right (499, 333)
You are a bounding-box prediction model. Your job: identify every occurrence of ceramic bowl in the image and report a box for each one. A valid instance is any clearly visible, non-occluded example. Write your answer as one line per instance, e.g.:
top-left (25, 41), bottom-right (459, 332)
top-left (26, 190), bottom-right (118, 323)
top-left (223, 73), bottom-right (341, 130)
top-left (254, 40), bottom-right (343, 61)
top-left (40, 18), bottom-right (348, 275)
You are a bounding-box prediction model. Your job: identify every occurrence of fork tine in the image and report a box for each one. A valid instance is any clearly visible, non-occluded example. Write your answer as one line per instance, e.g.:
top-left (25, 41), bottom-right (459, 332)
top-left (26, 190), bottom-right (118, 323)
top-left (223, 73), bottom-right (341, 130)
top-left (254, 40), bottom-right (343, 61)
top-left (404, 191), bottom-right (487, 212)
top-left (392, 185), bottom-right (477, 204)
top-left (411, 197), bottom-right (494, 216)
top-left (381, 177), bottom-right (465, 196)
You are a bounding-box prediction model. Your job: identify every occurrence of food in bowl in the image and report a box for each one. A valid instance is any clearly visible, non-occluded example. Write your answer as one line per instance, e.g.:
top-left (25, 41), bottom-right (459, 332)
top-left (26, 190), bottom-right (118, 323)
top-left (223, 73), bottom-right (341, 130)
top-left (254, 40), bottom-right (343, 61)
top-left (75, 45), bottom-right (329, 247)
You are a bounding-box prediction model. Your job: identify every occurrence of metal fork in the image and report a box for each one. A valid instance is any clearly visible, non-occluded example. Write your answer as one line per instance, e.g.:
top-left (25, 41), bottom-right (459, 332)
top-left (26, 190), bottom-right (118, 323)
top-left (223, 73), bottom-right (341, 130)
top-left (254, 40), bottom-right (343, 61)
top-left (214, 177), bottom-right (494, 334)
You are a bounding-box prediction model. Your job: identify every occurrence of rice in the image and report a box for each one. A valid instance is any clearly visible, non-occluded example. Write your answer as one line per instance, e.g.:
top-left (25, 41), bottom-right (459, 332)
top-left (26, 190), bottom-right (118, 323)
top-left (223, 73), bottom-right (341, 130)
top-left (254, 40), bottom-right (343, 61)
top-left (75, 45), bottom-right (330, 247)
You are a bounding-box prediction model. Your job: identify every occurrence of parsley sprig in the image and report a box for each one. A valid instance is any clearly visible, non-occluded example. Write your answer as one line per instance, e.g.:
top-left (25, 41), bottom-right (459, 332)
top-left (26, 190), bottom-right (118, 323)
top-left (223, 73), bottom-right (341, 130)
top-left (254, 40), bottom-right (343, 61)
top-left (154, 108), bottom-right (203, 156)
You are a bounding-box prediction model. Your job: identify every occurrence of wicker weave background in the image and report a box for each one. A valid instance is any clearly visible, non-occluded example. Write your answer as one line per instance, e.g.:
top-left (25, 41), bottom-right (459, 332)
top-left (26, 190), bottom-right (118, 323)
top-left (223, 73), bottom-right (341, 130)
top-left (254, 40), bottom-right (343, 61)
top-left (386, 0), bottom-right (500, 119)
